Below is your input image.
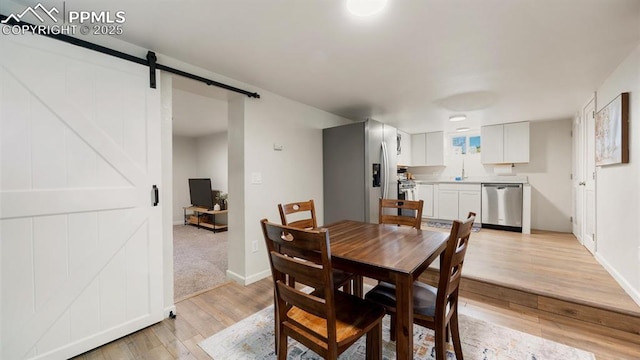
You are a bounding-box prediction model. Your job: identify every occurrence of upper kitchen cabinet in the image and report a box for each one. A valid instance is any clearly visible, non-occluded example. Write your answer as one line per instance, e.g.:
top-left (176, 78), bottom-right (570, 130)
top-left (411, 131), bottom-right (444, 166)
top-left (504, 122), bottom-right (530, 162)
top-left (426, 132), bottom-right (444, 165)
top-left (481, 122), bottom-right (529, 164)
top-left (397, 130), bottom-right (412, 166)
top-left (411, 133), bottom-right (426, 165)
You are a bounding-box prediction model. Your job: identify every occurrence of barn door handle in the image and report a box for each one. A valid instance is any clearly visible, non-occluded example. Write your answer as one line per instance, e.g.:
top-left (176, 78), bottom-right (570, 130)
top-left (152, 185), bottom-right (159, 206)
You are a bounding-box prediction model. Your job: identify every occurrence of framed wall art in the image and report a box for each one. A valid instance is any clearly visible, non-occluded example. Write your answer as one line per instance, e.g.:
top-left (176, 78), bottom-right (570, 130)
top-left (595, 92), bottom-right (629, 166)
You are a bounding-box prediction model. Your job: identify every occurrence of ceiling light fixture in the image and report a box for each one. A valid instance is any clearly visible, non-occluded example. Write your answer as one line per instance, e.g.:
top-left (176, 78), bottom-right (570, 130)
top-left (347, 0), bottom-right (387, 17)
top-left (456, 127), bottom-right (471, 132)
top-left (449, 114), bottom-right (467, 122)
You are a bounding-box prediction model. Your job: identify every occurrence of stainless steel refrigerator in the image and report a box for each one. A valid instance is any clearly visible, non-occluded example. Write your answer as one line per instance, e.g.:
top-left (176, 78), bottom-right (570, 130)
top-left (323, 119), bottom-right (398, 224)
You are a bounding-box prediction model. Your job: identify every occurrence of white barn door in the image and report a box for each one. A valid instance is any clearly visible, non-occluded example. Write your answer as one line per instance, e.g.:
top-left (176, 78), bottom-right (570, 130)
top-left (1, 30), bottom-right (163, 359)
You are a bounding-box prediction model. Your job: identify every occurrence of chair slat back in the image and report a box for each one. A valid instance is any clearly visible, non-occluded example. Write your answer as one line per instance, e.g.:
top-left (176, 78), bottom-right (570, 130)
top-left (437, 212), bottom-right (475, 314)
top-left (261, 219), bottom-right (336, 340)
top-left (271, 252), bottom-right (325, 290)
top-left (278, 200), bottom-right (318, 230)
top-left (378, 198), bottom-right (424, 229)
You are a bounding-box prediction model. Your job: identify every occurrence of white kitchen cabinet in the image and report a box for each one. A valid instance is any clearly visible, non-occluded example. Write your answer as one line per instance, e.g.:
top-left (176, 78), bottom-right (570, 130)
top-left (425, 131), bottom-right (444, 166)
top-left (481, 125), bottom-right (504, 163)
top-left (438, 190), bottom-right (458, 220)
top-left (410, 131), bottom-right (444, 166)
top-left (410, 133), bottom-right (426, 166)
top-left (481, 122), bottom-right (529, 164)
top-left (397, 130), bottom-right (412, 166)
top-left (415, 184), bottom-right (434, 217)
top-left (504, 122), bottom-right (530, 163)
top-left (458, 190), bottom-right (481, 220)
top-left (437, 183), bottom-right (481, 223)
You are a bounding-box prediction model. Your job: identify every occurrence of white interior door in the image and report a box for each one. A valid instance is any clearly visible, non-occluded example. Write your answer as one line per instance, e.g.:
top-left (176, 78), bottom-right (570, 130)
top-left (583, 97), bottom-right (597, 254)
top-left (1, 29), bottom-right (163, 359)
top-left (573, 112), bottom-right (584, 243)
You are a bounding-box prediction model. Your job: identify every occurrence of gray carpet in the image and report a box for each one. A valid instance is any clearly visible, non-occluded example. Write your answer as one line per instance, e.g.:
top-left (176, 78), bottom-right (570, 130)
top-left (173, 225), bottom-right (228, 301)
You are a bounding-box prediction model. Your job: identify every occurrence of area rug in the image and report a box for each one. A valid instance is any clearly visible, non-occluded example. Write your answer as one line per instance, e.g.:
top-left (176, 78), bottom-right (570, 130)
top-left (199, 305), bottom-right (594, 360)
top-left (173, 225), bottom-right (228, 300)
top-left (425, 221), bottom-right (481, 232)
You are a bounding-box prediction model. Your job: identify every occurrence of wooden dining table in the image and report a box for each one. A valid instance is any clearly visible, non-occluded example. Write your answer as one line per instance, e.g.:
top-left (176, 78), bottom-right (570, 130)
top-left (323, 220), bottom-right (449, 360)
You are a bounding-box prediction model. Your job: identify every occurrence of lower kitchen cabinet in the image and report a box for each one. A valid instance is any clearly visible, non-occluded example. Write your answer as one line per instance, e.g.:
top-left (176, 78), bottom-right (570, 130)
top-left (437, 184), bottom-right (481, 223)
top-left (415, 184), bottom-right (434, 217)
top-left (438, 190), bottom-right (458, 220)
top-left (458, 190), bottom-right (481, 220)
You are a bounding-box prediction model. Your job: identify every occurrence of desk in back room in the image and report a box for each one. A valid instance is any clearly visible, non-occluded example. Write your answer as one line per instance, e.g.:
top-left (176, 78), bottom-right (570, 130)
top-left (183, 206), bottom-right (228, 232)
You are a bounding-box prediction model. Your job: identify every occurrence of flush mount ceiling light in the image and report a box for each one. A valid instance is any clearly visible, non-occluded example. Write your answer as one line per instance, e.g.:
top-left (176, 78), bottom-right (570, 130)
top-left (449, 114), bottom-right (467, 122)
top-left (347, 0), bottom-right (388, 16)
top-left (456, 127), bottom-right (471, 132)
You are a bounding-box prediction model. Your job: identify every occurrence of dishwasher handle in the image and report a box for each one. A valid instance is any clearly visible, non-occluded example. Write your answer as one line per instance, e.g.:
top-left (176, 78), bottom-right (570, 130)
top-left (482, 183), bottom-right (522, 189)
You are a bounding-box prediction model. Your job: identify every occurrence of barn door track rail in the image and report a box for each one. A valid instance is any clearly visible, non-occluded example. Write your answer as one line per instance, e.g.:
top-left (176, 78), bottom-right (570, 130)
top-left (0, 14), bottom-right (261, 98)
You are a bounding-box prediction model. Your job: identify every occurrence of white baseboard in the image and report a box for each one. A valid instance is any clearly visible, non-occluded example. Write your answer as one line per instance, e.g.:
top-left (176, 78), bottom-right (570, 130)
top-left (245, 269), bottom-right (271, 285)
top-left (595, 253), bottom-right (640, 307)
top-left (226, 269), bottom-right (271, 286)
top-left (226, 269), bottom-right (244, 284)
top-left (173, 220), bottom-right (184, 225)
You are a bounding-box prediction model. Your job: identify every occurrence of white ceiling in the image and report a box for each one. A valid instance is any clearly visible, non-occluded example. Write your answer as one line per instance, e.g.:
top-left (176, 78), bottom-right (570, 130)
top-left (6, 0), bottom-right (640, 134)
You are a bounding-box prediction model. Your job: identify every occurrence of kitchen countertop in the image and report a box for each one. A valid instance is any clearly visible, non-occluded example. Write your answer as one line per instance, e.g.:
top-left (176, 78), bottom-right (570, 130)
top-left (413, 175), bottom-right (528, 184)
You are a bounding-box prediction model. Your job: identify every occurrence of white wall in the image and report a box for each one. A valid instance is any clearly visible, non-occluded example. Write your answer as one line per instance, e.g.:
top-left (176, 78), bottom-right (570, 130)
top-left (517, 119), bottom-right (573, 232)
top-left (408, 120), bottom-right (573, 232)
top-left (196, 132), bottom-right (228, 193)
top-left (594, 44), bottom-right (640, 305)
top-left (235, 91), bottom-right (350, 283)
top-left (172, 136), bottom-right (197, 223)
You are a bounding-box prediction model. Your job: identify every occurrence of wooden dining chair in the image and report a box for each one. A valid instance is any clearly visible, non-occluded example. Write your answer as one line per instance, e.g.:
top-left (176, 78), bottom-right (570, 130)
top-left (278, 200), bottom-right (360, 296)
top-left (278, 199), bottom-right (318, 230)
top-left (378, 198), bottom-right (424, 229)
top-left (260, 219), bottom-right (385, 360)
top-left (364, 212), bottom-right (476, 360)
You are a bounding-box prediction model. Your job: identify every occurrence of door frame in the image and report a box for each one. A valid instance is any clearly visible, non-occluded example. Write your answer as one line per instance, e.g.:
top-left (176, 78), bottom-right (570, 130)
top-left (572, 109), bottom-right (584, 243)
top-left (574, 94), bottom-right (597, 254)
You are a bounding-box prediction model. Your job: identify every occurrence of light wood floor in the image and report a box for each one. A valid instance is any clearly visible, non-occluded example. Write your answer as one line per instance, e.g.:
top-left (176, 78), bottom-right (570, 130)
top-left (73, 228), bottom-right (640, 360)
top-left (449, 227), bottom-right (640, 315)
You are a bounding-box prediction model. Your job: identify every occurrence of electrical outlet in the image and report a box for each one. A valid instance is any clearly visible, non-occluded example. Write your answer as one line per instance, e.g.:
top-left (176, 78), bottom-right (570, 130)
top-left (252, 240), bottom-right (258, 253)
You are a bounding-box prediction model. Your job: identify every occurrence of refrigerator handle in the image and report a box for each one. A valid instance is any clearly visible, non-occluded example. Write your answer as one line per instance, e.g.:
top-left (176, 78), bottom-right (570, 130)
top-left (381, 141), bottom-right (389, 199)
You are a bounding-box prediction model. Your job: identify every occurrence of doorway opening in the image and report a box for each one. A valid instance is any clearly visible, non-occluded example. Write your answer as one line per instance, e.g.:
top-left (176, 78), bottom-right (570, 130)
top-left (171, 76), bottom-right (233, 301)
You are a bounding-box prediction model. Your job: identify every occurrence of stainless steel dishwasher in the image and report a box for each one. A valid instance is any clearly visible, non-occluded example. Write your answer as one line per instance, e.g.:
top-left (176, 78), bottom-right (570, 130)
top-left (481, 183), bottom-right (523, 232)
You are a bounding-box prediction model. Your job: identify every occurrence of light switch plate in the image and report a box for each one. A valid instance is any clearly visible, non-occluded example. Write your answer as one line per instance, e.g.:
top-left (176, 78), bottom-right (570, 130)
top-left (251, 172), bottom-right (262, 184)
